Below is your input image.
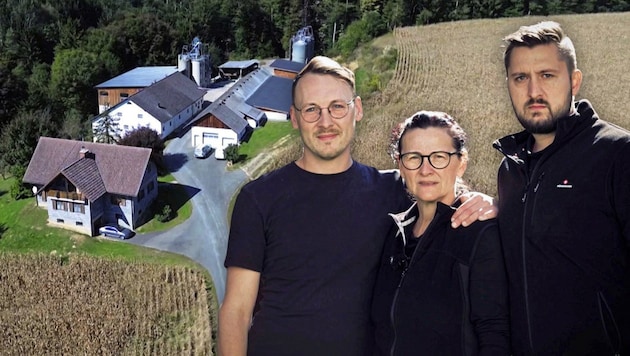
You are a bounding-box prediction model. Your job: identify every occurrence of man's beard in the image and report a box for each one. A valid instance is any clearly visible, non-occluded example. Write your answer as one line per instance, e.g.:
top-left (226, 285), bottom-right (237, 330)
top-left (515, 94), bottom-right (573, 134)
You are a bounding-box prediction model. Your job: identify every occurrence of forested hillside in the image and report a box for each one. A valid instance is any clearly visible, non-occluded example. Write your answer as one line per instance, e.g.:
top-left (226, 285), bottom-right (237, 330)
top-left (1, 0), bottom-right (628, 189)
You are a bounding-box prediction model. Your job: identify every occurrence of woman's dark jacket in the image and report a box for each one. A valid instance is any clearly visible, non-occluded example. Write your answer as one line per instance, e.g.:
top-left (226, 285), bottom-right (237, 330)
top-left (493, 99), bottom-right (630, 355)
top-left (372, 201), bottom-right (510, 356)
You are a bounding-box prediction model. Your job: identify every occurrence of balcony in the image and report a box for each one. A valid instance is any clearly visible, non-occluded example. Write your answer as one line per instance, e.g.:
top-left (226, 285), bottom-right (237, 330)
top-left (48, 189), bottom-right (85, 202)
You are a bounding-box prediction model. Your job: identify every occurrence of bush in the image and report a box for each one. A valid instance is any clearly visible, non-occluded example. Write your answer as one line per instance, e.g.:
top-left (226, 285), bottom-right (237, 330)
top-left (156, 204), bottom-right (173, 222)
top-left (224, 144), bottom-right (240, 163)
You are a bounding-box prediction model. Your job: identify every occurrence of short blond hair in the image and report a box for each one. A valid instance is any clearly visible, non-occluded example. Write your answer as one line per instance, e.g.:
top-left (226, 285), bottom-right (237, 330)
top-left (292, 56), bottom-right (356, 102)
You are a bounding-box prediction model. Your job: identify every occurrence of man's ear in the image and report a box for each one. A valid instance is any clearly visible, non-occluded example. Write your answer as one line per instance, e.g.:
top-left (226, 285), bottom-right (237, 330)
top-left (571, 69), bottom-right (582, 97)
top-left (354, 96), bottom-right (363, 122)
top-left (290, 106), bottom-right (299, 129)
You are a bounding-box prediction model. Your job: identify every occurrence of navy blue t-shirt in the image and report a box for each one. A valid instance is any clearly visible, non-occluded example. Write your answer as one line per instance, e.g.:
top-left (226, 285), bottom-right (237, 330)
top-left (225, 161), bottom-right (408, 356)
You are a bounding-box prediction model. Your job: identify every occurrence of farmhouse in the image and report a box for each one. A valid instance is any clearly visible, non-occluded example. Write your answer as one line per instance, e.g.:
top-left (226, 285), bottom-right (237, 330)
top-left (23, 137), bottom-right (158, 236)
top-left (92, 72), bottom-right (206, 141)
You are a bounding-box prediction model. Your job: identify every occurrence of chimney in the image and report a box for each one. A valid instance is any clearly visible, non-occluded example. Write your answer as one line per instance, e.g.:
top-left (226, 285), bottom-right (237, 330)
top-left (79, 147), bottom-right (95, 160)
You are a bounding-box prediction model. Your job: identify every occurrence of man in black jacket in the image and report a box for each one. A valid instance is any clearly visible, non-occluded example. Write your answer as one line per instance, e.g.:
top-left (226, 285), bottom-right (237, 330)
top-left (494, 21), bottom-right (630, 355)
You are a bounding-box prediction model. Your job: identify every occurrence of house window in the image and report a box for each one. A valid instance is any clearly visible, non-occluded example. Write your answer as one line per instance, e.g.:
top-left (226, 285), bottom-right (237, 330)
top-left (73, 203), bottom-right (84, 213)
top-left (117, 112), bottom-right (123, 117)
top-left (76, 221), bottom-right (83, 226)
top-left (138, 113), bottom-right (143, 118)
top-left (148, 181), bottom-right (155, 192)
top-left (55, 200), bottom-right (66, 211)
top-left (120, 93), bottom-right (129, 99)
top-left (138, 189), bottom-right (145, 201)
top-left (57, 218), bottom-right (65, 223)
top-left (99, 91), bottom-right (109, 97)
top-left (124, 125), bottom-right (129, 130)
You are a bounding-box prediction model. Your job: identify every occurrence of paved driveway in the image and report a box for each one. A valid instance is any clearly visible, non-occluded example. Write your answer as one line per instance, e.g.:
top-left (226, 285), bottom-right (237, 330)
top-left (128, 130), bottom-right (248, 302)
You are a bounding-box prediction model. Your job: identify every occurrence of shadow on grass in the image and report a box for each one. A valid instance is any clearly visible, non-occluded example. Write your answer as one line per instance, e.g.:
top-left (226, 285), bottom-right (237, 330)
top-left (0, 190), bottom-right (6, 199)
top-left (0, 223), bottom-right (6, 239)
top-left (156, 182), bottom-right (200, 216)
top-left (163, 152), bottom-right (189, 174)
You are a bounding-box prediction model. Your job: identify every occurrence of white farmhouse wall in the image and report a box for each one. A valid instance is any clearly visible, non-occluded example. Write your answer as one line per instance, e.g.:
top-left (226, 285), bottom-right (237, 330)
top-left (115, 102), bottom-right (163, 137)
top-left (191, 126), bottom-right (238, 149)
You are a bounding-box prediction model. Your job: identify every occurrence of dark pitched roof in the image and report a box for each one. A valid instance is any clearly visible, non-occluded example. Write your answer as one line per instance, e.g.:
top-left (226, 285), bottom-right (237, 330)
top-left (23, 137), bottom-right (152, 197)
top-left (210, 102), bottom-right (250, 135)
top-left (131, 72), bottom-right (206, 123)
top-left (268, 58), bottom-right (306, 73)
top-left (245, 75), bottom-right (293, 113)
top-left (59, 158), bottom-right (107, 201)
top-left (94, 66), bottom-right (180, 89)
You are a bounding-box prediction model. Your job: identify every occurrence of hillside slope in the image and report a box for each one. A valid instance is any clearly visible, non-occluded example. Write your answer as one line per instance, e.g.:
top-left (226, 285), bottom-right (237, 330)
top-left (352, 12), bottom-right (630, 196)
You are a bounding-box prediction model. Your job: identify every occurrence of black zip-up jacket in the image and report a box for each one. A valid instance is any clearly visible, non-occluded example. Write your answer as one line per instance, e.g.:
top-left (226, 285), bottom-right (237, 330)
top-left (371, 202), bottom-right (510, 356)
top-left (493, 99), bottom-right (630, 355)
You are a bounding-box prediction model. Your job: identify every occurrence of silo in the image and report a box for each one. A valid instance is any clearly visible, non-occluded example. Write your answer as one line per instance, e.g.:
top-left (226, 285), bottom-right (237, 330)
top-left (291, 38), bottom-right (307, 64)
top-left (178, 53), bottom-right (191, 77)
top-left (290, 26), bottom-right (315, 64)
top-left (192, 58), bottom-right (207, 87)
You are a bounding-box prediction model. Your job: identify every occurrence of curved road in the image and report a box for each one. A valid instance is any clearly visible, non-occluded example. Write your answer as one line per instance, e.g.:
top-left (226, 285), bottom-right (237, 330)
top-left (128, 130), bottom-right (248, 303)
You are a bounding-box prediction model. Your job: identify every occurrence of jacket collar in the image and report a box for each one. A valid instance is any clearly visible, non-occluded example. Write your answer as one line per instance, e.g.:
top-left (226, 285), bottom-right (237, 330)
top-left (388, 201), bottom-right (456, 247)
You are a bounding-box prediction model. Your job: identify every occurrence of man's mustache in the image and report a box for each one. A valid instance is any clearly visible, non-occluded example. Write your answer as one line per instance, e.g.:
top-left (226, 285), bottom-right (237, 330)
top-left (526, 98), bottom-right (549, 106)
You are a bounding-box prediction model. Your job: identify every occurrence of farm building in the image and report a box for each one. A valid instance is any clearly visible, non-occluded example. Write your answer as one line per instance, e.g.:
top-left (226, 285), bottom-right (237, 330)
top-left (23, 137), bottom-right (158, 236)
top-left (189, 64), bottom-right (297, 152)
top-left (91, 72), bottom-right (206, 141)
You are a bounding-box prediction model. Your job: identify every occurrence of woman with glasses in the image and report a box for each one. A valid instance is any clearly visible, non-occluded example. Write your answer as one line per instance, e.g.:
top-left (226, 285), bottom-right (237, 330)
top-left (371, 111), bottom-right (510, 355)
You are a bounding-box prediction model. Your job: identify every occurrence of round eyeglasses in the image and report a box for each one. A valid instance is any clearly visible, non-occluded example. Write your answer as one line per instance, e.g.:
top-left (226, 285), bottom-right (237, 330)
top-left (294, 97), bottom-right (356, 123)
top-left (399, 151), bottom-right (461, 170)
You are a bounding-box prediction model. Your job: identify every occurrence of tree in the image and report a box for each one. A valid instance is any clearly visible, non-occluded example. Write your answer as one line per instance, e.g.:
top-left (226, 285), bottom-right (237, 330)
top-left (117, 126), bottom-right (166, 174)
top-left (92, 114), bottom-right (121, 144)
top-left (0, 108), bottom-right (58, 178)
top-left (49, 48), bottom-right (104, 118)
top-left (0, 60), bottom-right (26, 129)
top-left (106, 11), bottom-right (178, 68)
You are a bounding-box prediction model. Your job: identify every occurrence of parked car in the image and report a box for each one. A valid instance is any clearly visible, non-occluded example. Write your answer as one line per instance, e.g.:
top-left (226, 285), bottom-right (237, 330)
top-left (99, 225), bottom-right (135, 240)
top-left (194, 144), bottom-right (213, 158)
top-left (214, 146), bottom-right (225, 160)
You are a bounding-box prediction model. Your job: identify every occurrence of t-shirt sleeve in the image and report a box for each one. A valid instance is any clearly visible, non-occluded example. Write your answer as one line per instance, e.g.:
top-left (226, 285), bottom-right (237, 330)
top-left (224, 187), bottom-right (266, 272)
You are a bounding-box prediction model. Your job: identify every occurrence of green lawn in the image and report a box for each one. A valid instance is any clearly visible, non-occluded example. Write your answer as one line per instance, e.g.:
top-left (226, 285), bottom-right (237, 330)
top-left (237, 121), bottom-right (297, 163)
top-left (0, 177), bottom-right (196, 268)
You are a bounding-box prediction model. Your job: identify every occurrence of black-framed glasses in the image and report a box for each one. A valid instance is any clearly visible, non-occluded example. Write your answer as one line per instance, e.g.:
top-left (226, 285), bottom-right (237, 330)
top-left (294, 97), bottom-right (356, 123)
top-left (399, 151), bottom-right (460, 170)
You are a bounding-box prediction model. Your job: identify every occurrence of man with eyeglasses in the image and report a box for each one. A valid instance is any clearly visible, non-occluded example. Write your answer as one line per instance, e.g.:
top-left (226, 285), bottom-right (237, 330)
top-left (495, 22), bottom-right (630, 354)
top-left (218, 56), bottom-right (496, 356)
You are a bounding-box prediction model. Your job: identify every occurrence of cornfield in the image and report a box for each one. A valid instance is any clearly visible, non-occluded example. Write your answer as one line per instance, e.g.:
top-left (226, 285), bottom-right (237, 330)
top-left (0, 253), bottom-right (213, 355)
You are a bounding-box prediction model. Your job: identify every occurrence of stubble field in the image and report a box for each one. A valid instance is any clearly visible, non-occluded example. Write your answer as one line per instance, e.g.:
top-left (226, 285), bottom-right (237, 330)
top-left (0, 254), bottom-right (213, 355)
top-left (352, 12), bottom-right (630, 197)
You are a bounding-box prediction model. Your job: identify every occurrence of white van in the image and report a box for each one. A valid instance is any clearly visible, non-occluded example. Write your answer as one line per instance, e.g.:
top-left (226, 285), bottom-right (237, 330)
top-left (214, 146), bottom-right (225, 160)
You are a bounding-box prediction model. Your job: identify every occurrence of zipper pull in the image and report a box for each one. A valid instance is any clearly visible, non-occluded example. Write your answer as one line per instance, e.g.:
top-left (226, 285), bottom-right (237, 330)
top-left (397, 268), bottom-right (407, 288)
top-left (521, 182), bottom-right (529, 203)
top-left (534, 172), bottom-right (545, 193)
